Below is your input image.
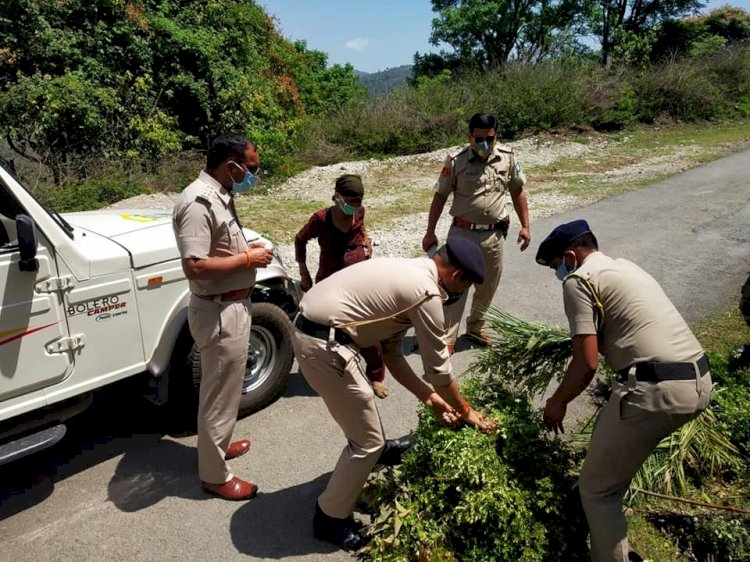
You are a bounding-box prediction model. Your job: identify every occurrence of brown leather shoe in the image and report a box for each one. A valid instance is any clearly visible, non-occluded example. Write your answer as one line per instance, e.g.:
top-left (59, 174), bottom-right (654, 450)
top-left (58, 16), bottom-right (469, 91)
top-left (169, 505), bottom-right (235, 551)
top-left (225, 439), bottom-right (251, 460)
top-left (466, 330), bottom-right (492, 346)
top-left (202, 477), bottom-right (258, 501)
top-left (447, 343), bottom-right (456, 355)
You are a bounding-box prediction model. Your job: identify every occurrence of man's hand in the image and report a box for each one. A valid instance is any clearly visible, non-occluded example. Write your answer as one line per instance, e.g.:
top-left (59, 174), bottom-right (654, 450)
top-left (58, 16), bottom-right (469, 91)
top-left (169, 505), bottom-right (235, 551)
top-left (463, 407), bottom-right (498, 434)
top-left (517, 227), bottom-right (531, 252)
top-left (543, 397), bottom-right (566, 435)
top-left (422, 232), bottom-right (438, 253)
top-left (246, 246), bottom-right (273, 268)
top-left (426, 393), bottom-right (461, 426)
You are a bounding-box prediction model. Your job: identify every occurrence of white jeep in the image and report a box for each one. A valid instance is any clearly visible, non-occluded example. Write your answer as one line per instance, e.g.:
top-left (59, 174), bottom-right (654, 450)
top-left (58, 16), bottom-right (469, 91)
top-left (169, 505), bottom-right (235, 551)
top-left (0, 162), bottom-right (299, 465)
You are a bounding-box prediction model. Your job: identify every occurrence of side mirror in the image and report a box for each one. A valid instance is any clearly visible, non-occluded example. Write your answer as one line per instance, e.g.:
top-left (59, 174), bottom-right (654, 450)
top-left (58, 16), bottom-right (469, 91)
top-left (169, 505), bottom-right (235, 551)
top-left (16, 214), bottom-right (38, 272)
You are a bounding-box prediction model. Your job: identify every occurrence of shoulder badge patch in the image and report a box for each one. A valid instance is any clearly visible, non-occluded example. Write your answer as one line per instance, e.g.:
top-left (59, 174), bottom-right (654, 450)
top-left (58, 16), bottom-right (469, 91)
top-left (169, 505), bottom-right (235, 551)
top-left (441, 153), bottom-right (454, 177)
top-left (196, 186), bottom-right (213, 204)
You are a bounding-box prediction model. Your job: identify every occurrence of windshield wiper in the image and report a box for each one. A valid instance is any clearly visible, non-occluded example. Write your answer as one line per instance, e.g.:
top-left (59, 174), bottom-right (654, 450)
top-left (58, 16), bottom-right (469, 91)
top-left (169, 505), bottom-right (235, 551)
top-left (42, 204), bottom-right (75, 239)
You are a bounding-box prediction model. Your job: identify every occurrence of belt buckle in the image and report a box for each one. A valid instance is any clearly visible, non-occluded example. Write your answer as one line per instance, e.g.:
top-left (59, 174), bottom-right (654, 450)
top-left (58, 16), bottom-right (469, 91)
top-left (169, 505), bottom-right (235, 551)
top-left (474, 223), bottom-right (491, 231)
top-left (626, 366), bottom-right (637, 391)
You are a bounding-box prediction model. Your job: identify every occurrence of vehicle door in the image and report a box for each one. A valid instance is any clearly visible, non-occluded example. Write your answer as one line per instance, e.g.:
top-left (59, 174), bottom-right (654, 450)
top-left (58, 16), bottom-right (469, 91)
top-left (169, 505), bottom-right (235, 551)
top-left (0, 182), bottom-right (73, 401)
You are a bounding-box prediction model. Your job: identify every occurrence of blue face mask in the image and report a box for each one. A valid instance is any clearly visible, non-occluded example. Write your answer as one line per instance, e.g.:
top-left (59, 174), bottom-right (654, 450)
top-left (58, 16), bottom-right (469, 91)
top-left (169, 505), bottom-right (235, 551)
top-left (232, 163), bottom-right (257, 193)
top-left (555, 255), bottom-right (578, 281)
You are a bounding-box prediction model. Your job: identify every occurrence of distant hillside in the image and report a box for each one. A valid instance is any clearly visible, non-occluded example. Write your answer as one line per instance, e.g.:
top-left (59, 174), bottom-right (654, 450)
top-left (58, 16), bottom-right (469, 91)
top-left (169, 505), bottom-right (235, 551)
top-left (356, 65), bottom-right (412, 96)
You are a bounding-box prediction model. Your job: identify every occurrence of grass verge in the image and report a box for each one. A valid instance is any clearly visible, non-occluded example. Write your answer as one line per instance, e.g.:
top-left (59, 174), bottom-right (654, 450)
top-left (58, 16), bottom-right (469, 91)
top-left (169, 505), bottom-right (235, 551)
top-left (236, 120), bottom-right (750, 241)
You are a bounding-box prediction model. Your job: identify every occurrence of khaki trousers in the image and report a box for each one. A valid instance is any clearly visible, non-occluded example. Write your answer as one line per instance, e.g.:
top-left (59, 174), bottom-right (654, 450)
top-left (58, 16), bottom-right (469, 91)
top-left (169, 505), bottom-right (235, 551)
top-left (443, 225), bottom-right (505, 343)
top-left (292, 328), bottom-right (385, 519)
top-left (188, 295), bottom-right (251, 484)
top-left (580, 373), bottom-right (712, 562)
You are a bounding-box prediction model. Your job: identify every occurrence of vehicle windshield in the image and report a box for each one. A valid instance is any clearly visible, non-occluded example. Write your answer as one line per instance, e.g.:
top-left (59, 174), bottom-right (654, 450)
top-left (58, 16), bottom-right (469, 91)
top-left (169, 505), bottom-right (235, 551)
top-left (0, 159), bottom-right (75, 240)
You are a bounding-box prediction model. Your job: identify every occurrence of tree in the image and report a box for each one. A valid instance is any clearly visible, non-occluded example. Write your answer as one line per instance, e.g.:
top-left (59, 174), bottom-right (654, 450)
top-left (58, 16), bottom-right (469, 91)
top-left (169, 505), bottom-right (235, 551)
top-left (516, 0), bottom-right (593, 62)
top-left (590, 0), bottom-right (706, 66)
top-left (413, 0), bottom-right (591, 79)
top-left (0, 0), bottom-right (362, 183)
top-left (650, 6), bottom-right (750, 60)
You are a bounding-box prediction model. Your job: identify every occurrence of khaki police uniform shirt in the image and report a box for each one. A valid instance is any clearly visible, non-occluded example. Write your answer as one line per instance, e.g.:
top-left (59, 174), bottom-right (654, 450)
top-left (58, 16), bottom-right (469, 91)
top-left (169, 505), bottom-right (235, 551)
top-left (563, 251), bottom-right (703, 371)
top-left (436, 143), bottom-right (526, 224)
top-left (298, 257), bottom-right (453, 385)
top-left (172, 171), bottom-right (256, 296)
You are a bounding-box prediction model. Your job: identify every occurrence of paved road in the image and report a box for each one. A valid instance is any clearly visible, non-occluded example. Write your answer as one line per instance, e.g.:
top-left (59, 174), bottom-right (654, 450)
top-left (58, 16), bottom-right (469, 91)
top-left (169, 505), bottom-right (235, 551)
top-left (1, 150), bottom-right (748, 562)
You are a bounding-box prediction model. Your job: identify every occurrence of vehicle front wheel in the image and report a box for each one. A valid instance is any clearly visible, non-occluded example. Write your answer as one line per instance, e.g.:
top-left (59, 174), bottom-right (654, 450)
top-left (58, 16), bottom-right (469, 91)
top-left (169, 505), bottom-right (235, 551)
top-left (188, 302), bottom-right (294, 414)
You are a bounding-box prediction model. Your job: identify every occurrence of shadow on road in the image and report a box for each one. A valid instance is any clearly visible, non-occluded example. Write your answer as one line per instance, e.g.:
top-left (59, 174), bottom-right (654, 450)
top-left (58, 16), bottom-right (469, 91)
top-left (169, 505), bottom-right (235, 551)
top-left (230, 472), bottom-right (339, 559)
top-left (108, 438), bottom-right (202, 512)
top-left (279, 370), bottom-right (318, 398)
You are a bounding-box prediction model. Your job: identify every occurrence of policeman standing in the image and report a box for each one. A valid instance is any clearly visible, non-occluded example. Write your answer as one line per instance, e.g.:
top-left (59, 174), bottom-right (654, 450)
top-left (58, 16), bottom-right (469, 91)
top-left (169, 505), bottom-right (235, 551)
top-left (293, 237), bottom-right (497, 551)
top-left (535, 220), bottom-right (713, 562)
top-left (422, 113), bottom-right (530, 354)
top-left (173, 133), bottom-right (273, 501)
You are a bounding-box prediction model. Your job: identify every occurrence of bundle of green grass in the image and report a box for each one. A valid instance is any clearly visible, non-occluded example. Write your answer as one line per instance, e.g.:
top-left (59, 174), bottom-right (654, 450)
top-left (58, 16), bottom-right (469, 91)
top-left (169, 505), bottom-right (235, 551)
top-left (358, 308), bottom-right (747, 561)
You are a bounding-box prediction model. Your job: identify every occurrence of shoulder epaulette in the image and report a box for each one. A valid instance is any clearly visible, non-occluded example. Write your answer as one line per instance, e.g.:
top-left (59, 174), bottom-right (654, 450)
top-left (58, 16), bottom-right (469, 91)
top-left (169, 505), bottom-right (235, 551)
top-left (195, 185), bottom-right (214, 205)
top-left (496, 144), bottom-right (515, 154)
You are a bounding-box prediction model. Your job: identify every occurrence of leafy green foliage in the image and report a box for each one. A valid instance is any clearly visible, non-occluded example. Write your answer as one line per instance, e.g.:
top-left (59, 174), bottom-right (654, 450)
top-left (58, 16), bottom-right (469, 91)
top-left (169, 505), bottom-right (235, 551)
top-left (36, 177), bottom-right (147, 212)
top-left (308, 46), bottom-right (750, 164)
top-left (630, 407), bottom-right (743, 498)
top-left (360, 380), bottom-right (587, 561)
top-left (648, 511), bottom-right (750, 562)
top-left (472, 310), bottom-right (748, 503)
top-left (413, 0), bottom-right (591, 79)
top-left (652, 6), bottom-right (750, 61)
top-left (707, 351), bottom-right (750, 456)
top-left (469, 307), bottom-right (572, 397)
top-left (589, 0), bottom-right (704, 66)
top-left (0, 0), bottom-right (363, 185)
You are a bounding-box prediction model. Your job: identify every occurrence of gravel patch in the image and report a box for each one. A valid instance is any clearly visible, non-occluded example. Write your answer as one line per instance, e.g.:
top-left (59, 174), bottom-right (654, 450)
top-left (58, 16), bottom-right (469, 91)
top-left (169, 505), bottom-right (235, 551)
top-left (106, 133), bottom-right (733, 279)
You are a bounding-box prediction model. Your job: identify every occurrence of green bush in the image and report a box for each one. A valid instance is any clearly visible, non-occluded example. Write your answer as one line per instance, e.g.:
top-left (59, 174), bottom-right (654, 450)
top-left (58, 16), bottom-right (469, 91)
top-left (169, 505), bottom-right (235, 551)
top-left (306, 46), bottom-right (750, 164)
top-left (706, 351), bottom-right (750, 457)
top-left (36, 178), bottom-right (148, 212)
top-left (1, 1), bottom-right (363, 185)
top-left (649, 511), bottom-right (750, 562)
top-left (360, 379), bottom-right (588, 562)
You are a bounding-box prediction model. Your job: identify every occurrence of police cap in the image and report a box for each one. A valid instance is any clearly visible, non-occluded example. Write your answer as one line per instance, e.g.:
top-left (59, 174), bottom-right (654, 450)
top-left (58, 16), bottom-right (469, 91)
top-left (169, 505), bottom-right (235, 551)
top-left (445, 236), bottom-right (485, 284)
top-left (335, 174), bottom-right (364, 197)
top-left (535, 219), bottom-right (592, 266)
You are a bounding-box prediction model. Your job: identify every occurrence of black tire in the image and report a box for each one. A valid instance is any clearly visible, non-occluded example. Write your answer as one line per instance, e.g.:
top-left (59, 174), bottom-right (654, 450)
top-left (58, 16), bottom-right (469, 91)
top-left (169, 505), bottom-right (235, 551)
top-left (187, 302), bottom-right (294, 414)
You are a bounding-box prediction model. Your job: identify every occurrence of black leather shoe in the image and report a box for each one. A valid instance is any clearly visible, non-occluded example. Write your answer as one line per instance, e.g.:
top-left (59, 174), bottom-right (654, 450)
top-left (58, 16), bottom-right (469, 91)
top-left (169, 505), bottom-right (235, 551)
top-left (376, 435), bottom-right (412, 467)
top-left (313, 503), bottom-right (367, 551)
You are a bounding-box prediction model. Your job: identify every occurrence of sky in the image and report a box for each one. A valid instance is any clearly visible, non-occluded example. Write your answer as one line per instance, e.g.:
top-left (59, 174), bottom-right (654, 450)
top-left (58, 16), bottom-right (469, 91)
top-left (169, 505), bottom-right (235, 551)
top-left (262, 0), bottom-right (750, 74)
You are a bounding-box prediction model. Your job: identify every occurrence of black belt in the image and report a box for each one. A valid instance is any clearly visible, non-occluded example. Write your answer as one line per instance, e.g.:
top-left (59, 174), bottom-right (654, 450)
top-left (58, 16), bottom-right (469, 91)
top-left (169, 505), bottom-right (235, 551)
top-left (294, 314), bottom-right (353, 346)
top-left (453, 216), bottom-right (510, 234)
top-left (617, 355), bottom-right (710, 383)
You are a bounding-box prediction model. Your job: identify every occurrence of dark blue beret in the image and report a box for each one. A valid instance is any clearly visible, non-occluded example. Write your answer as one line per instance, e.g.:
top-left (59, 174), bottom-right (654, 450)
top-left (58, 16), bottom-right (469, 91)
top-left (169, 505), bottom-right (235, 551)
top-left (535, 220), bottom-right (592, 266)
top-left (445, 236), bottom-right (485, 284)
